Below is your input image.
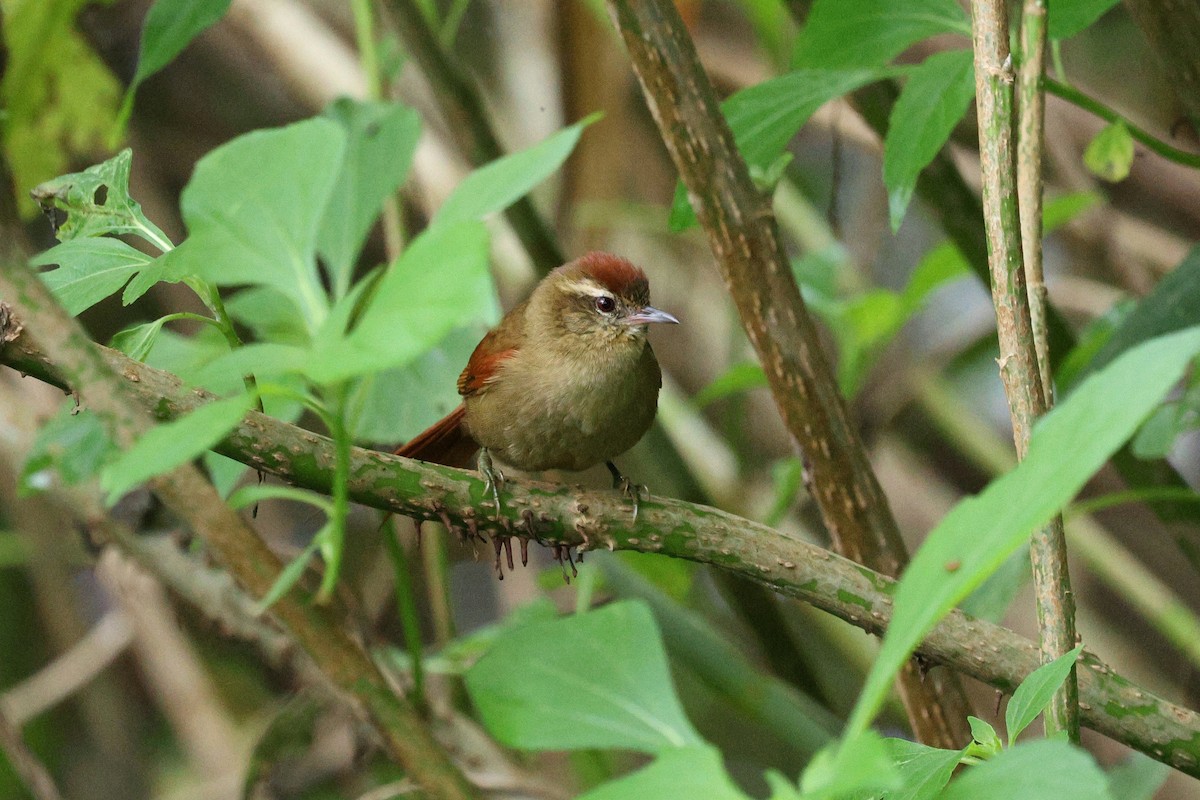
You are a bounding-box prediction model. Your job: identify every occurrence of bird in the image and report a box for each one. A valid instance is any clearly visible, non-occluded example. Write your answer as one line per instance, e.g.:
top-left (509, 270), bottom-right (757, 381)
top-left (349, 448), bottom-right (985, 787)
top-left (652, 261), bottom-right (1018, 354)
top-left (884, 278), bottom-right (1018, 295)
top-left (395, 251), bottom-right (678, 520)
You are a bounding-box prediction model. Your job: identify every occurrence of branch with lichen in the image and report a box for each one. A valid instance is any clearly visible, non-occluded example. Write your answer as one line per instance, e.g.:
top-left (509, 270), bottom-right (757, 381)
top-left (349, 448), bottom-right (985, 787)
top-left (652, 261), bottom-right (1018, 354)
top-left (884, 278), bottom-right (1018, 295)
top-left (2, 321), bottom-right (1199, 775)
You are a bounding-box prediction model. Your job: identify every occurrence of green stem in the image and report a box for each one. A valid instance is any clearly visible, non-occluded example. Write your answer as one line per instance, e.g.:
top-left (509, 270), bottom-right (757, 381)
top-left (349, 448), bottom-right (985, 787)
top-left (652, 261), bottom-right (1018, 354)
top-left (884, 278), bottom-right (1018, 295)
top-left (1044, 77), bottom-right (1200, 169)
top-left (422, 524), bottom-right (456, 646)
top-left (352, 0), bottom-right (382, 100)
top-left (317, 384), bottom-right (353, 603)
top-left (1068, 488), bottom-right (1200, 517)
top-left (383, 516), bottom-right (426, 710)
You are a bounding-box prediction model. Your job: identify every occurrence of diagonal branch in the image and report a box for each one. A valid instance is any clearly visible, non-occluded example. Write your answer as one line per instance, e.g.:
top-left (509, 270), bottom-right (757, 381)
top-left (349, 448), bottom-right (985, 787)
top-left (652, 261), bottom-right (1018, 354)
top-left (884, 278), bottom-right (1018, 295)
top-left (603, 0), bottom-right (972, 747)
top-left (0, 265), bottom-right (479, 800)
top-left (3, 325), bottom-right (1199, 775)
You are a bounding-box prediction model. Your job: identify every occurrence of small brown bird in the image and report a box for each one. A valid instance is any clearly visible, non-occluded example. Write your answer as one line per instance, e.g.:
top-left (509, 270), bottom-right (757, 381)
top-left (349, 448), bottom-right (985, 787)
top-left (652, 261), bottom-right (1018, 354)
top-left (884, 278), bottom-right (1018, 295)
top-left (396, 252), bottom-right (678, 513)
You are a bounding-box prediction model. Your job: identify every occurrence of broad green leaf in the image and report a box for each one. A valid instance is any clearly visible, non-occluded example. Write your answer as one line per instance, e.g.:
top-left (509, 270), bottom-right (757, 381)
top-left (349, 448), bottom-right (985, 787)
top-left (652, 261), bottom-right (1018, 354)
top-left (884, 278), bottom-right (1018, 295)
top-left (1072, 246), bottom-right (1200, 384)
top-left (800, 731), bottom-right (900, 800)
top-left (1083, 121), bottom-right (1134, 182)
top-left (884, 49), bottom-right (975, 230)
top-left (348, 325), bottom-right (485, 442)
top-left (671, 69), bottom-right (884, 230)
top-left (119, 0), bottom-right (233, 128)
top-left (792, 0), bottom-right (970, 69)
top-left (882, 739), bottom-right (962, 800)
top-left (1131, 402), bottom-right (1186, 459)
top-left (224, 287), bottom-right (312, 347)
top-left (101, 392), bottom-right (254, 504)
top-left (958, 546), bottom-right (1030, 622)
top-left (577, 746), bottom-right (751, 800)
top-left (318, 98), bottom-right (422, 296)
top-left (29, 150), bottom-right (171, 248)
top-left (766, 770), bottom-right (804, 800)
top-left (1043, 191), bottom-right (1103, 233)
top-left (4, 0), bottom-right (122, 218)
top-left (189, 343), bottom-right (310, 389)
top-left (1055, 299), bottom-right (1133, 392)
top-left (155, 119), bottom-right (345, 329)
top-left (464, 600), bottom-right (703, 753)
top-left (693, 362), bottom-right (769, 408)
top-left (940, 740), bottom-right (1112, 800)
top-left (1105, 753), bottom-right (1171, 800)
top-left (19, 405), bottom-right (114, 495)
top-left (1049, 0), bottom-right (1121, 40)
top-left (847, 326), bottom-right (1200, 736)
top-left (306, 221), bottom-right (495, 384)
top-left (435, 113), bottom-right (599, 225)
top-left (32, 237), bottom-right (155, 315)
top-left (966, 716), bottom-right (1002, 757)
top-left (1005, 644), bottom-right (1084, 744)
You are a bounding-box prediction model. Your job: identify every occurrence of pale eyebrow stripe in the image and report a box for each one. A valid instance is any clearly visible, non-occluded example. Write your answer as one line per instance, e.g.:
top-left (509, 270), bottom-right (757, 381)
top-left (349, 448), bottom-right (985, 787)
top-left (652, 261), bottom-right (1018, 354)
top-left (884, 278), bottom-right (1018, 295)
top-left (559, 279), bottom-right (612, 298)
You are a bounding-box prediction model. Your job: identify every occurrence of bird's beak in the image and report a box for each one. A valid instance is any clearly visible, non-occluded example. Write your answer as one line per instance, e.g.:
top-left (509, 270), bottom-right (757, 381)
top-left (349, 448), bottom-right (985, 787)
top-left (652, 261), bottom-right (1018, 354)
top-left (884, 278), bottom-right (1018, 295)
top-left (624, 305), bottom-right (680, 326)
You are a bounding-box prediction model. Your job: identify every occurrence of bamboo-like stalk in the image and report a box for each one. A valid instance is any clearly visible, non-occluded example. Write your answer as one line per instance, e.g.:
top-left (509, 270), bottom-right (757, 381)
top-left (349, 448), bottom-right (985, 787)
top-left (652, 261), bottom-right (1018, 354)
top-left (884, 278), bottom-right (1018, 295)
top-left (8, 325), bottom-right (1200, 774)
top-left (972, 0), bottom-right (1079, 741)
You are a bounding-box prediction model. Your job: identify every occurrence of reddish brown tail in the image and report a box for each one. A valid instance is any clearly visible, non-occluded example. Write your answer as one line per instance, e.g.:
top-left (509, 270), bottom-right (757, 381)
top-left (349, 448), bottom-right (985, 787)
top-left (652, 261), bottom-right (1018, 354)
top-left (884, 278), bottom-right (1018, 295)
top-left (394, 404), bottom-right (478, 468)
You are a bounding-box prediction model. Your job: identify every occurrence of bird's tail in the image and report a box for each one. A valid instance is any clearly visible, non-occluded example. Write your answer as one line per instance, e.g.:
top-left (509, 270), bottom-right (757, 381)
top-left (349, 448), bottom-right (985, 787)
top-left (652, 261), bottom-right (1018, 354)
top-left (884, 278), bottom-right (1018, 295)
top-left (394, 404), bottom-right (478, 468)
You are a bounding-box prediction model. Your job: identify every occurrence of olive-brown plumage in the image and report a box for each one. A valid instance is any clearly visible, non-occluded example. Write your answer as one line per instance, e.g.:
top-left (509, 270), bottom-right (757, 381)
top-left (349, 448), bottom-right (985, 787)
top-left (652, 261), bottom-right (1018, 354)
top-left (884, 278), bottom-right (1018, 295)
top-left (396, 252), bottom-right (677, 482)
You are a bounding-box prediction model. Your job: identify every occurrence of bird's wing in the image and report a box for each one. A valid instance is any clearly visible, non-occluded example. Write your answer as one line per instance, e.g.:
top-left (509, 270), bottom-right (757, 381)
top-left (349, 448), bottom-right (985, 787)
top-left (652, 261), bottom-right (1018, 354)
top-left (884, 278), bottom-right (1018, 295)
top-left (457, 300), bottom-right (527, 397)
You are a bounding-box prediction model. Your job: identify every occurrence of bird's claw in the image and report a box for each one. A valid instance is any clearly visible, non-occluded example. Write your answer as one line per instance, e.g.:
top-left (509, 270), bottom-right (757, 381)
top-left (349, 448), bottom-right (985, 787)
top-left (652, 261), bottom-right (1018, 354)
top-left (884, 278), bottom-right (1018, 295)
top-left (478, 449), bottom-right (506, 516)
top-left (606, 461), bottom-right (649, 525)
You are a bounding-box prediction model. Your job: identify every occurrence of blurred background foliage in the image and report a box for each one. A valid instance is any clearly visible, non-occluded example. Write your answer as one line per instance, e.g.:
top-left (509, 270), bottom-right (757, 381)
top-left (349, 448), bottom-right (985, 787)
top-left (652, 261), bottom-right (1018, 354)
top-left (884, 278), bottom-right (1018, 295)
top-left (2, 0), bottom-right (1200, 797)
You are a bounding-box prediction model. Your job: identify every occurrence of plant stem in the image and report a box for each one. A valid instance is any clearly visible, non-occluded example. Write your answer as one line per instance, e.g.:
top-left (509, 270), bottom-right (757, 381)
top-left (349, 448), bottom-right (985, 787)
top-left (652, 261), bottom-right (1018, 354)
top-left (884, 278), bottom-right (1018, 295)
top-left (1043, 78), bottom-right (1200, 169)
top-left (972, 0), bottom-right (1079, 741)
top-left (379, 0), bottom-right (566, 275)
top-left (422, 524), bottom-right (456, 646)
top-left (317, 384), bottom-right (353, 603)
top-left (1017, 0), bottom-right (1052, 403)
top-left (607, 0), bottom-right (972, 748)
top-left (384, 516), bottom-right (426, 709)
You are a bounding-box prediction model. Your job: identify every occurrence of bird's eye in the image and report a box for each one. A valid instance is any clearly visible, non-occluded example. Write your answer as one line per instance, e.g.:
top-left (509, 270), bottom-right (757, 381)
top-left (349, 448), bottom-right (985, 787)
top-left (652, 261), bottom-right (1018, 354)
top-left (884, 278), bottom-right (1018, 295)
top-left (594, 295), bottom-right (616, 314)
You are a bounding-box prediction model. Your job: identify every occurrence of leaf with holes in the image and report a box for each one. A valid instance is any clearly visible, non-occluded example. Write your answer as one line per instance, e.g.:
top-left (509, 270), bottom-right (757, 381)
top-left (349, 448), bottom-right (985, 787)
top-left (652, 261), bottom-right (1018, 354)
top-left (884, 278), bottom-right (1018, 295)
top-left (32, 237), bottom-right (155, 315)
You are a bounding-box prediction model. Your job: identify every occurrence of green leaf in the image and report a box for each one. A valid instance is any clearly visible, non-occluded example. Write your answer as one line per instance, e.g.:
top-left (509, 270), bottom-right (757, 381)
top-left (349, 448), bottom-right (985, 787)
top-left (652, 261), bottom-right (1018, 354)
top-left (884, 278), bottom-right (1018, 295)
top-left (940, 740), bottom-right (1112, 800)
top-left (693, 361), bottom-right (769, 408)
top-left (203, 451), bottom-right (246, 499)
top-left (435, 113), bottom-right (599, 225)
top-left (1042, 191), bottom-right (1104, 234)
top-left (958, 546), bottom-right (1031, 623)
top-left (20, 404), bottom-right (114, 495)
top-left (577, 746), bottom-right (752, 800)
top-left (671, 69), bottom-right (885, 230)
top-left (1049, 0), bottom-right (1121, 40)
top-left (966, 716), bottom-right (1002, 757)
top-left (223, 287), bottom-right (312, 348)
top-left (348, 325), bottom-right (485, 442)
top-left (1105, 753), bottom-right (1171, 800)
top-left (1130, 402), bottom-right (1186, 459)
top-left (1083, 121), bottom-right (1134, 183)
top-left (255, 537), bottom-right (321, 613)
top-left (29, 150), bottom-right (171, 248)
top-left (307, 221), bottom-right (496, 384)
top-left (800, 731), bottom-right (901, 799)
top-left (884, 49), bottom-right (975, 230)
top-left (4, 0), bottom-right (122, 218)
top-left (882, 739), bottom-right (962, 800)
top-left (110, 313), bottom-right (207, 362)
top-left (1071, 246), bottom-right (1200, 385)
top-left (119, 0), bottom-right (233, 128)
top-left (317, 98), bottom-right (422, 296)
top-left (846, 326), bottom-right (1200, 736)
top-left (1005, 645), bottom-right (1084, 745)
top-left (464, 600), bottom-right (703, 753)
top-left (100, 392), bottom-right (254, 504)
top-left (154, 118), bottom-right (345, 329)
top-left (32, 237), bottom-right (155, 315)
top-left (227, 485), bottom-right (332, 514)
top-left (792, 0), bottom-right (970, 69)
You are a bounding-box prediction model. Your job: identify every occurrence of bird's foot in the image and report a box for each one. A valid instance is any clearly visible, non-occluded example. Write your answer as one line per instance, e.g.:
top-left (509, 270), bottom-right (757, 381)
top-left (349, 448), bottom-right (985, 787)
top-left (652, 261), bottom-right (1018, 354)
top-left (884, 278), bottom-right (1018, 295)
top-left (606, 461), bottom-right (649, 525)
top-left (478, 448), bottom-right (506, 516)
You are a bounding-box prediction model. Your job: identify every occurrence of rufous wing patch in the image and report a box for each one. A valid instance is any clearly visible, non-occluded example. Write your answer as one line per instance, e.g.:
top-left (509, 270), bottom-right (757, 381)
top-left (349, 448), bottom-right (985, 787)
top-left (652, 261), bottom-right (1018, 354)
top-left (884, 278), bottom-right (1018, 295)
top-left (458, 329), bottom-right (518, 397)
